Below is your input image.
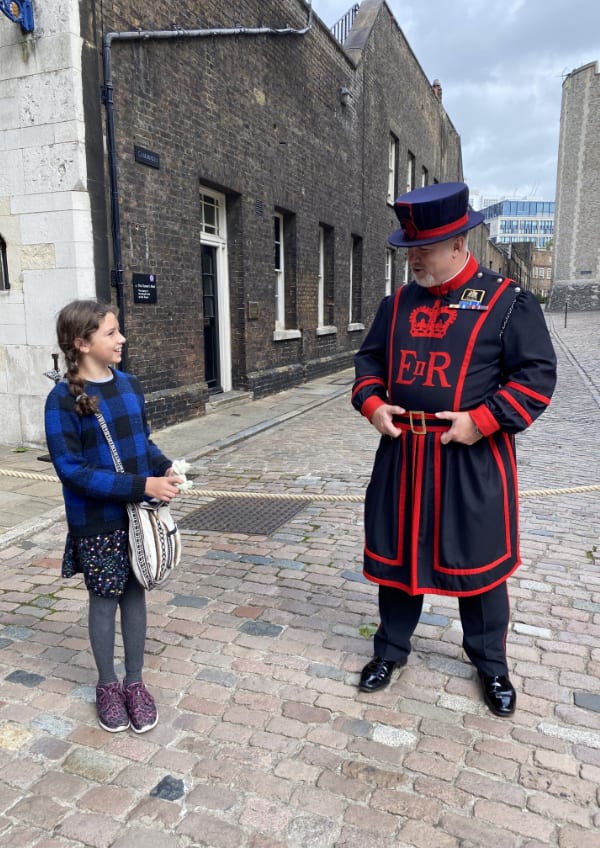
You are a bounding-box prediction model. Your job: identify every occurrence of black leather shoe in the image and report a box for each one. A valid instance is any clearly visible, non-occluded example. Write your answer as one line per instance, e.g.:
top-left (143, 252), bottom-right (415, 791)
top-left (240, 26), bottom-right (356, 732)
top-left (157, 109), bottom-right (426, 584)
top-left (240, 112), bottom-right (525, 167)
top-left (359, 656), bottom-right (405, 693)
top-left (480, 674), bottom-right (516, 716)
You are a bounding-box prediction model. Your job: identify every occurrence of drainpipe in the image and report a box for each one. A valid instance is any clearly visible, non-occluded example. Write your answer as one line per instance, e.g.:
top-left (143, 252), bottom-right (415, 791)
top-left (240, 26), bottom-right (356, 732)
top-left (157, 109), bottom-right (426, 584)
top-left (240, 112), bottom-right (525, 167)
top-left (101, 4), bottom-right (313, 369)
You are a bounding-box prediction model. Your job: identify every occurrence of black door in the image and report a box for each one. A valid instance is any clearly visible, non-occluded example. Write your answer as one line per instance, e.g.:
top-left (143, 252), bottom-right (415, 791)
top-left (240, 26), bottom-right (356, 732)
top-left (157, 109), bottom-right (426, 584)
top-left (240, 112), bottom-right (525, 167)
top-left (201, 245), bottom-right (222, 393)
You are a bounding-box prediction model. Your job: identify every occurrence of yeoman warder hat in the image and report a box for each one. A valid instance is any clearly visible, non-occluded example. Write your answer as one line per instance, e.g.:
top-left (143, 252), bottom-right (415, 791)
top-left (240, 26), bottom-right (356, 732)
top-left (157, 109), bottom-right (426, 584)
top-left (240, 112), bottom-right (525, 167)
top-left (388, 181), bottom-right (485, 248)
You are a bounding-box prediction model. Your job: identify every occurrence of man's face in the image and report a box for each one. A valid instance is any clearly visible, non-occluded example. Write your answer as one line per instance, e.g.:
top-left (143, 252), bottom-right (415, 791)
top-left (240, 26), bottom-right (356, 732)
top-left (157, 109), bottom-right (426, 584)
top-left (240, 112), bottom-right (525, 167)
top-left (407, 237), bottom-right (461, 287)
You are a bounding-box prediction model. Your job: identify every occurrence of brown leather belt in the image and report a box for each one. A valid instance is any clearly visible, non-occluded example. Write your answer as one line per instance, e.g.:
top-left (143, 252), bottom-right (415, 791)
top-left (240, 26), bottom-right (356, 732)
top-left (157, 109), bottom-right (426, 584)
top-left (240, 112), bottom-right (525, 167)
top-left (393, 411), bottom-right (451, 435)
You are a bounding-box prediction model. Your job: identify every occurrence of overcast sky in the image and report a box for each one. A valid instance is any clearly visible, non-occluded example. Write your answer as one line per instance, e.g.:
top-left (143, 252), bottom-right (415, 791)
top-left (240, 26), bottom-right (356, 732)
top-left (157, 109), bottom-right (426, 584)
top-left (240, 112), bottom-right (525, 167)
top-left (312, 0), bottom-right (600, 204)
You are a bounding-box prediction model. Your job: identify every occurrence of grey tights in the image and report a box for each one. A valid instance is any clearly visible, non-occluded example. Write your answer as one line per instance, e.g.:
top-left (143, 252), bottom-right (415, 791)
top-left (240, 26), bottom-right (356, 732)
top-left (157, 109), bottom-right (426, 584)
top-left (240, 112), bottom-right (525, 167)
top-left (88, 572), bottom-right (147, 687)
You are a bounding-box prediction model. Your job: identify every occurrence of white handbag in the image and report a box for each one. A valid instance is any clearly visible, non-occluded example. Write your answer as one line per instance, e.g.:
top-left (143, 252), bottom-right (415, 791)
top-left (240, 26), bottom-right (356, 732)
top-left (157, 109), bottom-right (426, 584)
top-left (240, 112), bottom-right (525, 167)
top-left (95, 413), bottom-right (181, 590)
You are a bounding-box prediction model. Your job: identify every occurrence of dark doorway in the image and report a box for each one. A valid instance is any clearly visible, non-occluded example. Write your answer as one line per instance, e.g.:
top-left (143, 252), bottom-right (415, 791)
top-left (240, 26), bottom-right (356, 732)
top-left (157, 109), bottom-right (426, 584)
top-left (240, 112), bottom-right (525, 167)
top-left (201, 244), bottom-right (222, 393)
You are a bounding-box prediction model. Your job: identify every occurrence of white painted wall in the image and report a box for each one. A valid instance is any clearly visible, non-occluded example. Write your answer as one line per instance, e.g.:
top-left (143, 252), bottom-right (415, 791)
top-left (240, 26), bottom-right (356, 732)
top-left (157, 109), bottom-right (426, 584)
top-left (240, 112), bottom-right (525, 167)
top-left (0, 1), bottom-right (95, 446)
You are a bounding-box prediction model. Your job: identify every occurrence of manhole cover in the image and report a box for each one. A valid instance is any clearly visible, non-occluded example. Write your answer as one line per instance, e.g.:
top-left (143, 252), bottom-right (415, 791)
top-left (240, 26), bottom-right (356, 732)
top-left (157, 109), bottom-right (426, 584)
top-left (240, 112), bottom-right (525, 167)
top-left (178, 496), bottom-right (308, 536)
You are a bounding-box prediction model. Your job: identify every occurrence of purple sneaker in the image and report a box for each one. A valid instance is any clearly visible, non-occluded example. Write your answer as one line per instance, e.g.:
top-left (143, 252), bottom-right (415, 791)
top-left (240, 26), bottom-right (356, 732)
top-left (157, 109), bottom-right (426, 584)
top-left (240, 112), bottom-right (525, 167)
top-left (123, 681), bottom-right (158, 733)
top-left (96, 681), bottom-right (130, 732)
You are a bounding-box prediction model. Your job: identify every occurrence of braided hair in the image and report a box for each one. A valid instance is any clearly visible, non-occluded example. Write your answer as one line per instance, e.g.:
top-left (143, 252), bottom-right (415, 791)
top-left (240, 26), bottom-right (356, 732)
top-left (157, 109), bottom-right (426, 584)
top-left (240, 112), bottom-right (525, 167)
top-left (56, 300), bottom-right (119, 416)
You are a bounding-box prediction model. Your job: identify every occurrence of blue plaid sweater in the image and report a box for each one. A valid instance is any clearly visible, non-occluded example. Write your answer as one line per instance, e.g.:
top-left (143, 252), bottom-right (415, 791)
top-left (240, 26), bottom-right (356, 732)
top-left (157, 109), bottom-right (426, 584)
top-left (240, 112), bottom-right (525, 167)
top-left (44, 370), bottom-right (171, 537)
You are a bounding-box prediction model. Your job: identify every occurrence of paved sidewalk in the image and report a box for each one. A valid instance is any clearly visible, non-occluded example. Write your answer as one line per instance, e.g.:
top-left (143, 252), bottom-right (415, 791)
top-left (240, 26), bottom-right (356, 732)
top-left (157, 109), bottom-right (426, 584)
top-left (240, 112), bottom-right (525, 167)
top-left (0, 312), bottom-right (598, 847)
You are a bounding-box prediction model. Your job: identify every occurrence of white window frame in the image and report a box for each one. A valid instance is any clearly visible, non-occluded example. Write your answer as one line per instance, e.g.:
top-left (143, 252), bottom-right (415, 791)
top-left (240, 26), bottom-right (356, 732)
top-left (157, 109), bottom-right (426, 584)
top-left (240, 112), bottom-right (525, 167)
top-left (318, 226), bottom-right (325, 328)
top-left (317, 226), bottom-right (336, 335)
top-left (348, 240), bottom-right (354, 322)
top-left (406, 151), bottom-right (415, 192)
top-left (274, 212), bottom-right (285, 330)
top-left (387, 135), bottom-right (398, 204)
top-left (385, 248), bottom-right (393, 296)
top-left (348, 236), bottom-right (364, 331)
top-left (272, 212), bottom-right (300, 341)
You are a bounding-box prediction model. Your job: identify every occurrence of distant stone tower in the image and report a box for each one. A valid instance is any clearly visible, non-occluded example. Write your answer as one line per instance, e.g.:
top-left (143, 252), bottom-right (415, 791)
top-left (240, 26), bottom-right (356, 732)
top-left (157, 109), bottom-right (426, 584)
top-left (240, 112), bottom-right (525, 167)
top-left (547, 61), bottom-right (600, 311)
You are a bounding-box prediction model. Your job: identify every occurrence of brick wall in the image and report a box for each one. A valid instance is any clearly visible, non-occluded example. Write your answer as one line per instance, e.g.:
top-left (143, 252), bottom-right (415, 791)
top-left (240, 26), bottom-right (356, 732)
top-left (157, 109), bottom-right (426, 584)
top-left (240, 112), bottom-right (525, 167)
top-left (87, 0), bottom-right (464, 427)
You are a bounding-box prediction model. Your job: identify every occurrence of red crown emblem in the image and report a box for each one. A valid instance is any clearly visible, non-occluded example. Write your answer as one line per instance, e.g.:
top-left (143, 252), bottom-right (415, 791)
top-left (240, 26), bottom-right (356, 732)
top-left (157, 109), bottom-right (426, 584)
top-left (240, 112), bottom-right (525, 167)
top-left (409, 306), bottom-right (457, 338)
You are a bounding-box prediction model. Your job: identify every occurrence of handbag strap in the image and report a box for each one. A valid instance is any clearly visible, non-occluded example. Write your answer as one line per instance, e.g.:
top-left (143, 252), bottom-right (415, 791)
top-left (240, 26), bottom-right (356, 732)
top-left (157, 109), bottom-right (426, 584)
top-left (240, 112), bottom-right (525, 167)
top-left (95, 412), bottom-right (125, 474)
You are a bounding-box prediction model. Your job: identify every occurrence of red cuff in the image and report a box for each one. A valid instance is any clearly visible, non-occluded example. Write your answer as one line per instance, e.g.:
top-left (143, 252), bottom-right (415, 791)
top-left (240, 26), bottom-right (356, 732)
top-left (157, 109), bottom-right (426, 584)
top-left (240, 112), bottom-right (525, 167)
top-left (469, 404), bottom-right (501, 437)
top-left (361, 395), bottom-right (386, 423)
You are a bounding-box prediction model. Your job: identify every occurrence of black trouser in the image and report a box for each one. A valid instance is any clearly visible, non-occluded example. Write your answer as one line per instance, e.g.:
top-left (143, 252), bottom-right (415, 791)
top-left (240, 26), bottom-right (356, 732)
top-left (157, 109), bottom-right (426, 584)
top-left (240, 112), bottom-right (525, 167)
top-left (88, 571), bottom-right (147, 686)
top-left (373, 581), bottom-right (510, 676)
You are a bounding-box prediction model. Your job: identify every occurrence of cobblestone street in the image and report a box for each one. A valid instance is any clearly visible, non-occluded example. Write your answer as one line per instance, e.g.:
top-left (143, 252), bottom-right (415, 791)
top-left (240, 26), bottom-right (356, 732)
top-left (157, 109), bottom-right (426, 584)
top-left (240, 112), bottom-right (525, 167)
top-left (0, 313), bottom-right (598, 847)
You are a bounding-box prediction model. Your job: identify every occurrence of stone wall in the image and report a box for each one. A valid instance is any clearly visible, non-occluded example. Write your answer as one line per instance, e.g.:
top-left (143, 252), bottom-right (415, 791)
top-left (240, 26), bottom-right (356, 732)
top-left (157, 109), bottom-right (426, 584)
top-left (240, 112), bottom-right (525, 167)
top-left (0, 1), bottom-right (99, 445)
top-left (546, 281), bottom-right (600, 311)
top-left (549, 61), bottom-right (600, 312)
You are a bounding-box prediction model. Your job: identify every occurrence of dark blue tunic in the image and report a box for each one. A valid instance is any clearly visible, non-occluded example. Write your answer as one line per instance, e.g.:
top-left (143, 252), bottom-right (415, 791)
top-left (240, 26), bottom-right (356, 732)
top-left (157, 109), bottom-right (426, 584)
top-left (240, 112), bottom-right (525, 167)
top-left (352, 255), bottom-right (557, 597)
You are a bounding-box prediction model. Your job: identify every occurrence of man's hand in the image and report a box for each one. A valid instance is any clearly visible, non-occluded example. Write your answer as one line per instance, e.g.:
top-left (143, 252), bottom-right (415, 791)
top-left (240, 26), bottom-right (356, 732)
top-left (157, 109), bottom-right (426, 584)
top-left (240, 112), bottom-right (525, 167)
top-left (371, 404), bottom-right (406, 438)
top-left (435, 411), bottom-right (482, 445)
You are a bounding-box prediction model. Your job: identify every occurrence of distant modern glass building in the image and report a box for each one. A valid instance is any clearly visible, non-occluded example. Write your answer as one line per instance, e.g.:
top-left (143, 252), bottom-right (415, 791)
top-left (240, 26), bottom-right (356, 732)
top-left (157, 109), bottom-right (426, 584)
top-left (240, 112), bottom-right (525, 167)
top-left (481, 200), bottom-right (555, 248)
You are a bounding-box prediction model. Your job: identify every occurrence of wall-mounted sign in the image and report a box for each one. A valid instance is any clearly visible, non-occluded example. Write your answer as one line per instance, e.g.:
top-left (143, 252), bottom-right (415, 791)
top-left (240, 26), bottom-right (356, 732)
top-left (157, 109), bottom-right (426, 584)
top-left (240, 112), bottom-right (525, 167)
top-left (0, 0), bottom-right (34, 31)
top-left (134, 145), bottom-right (160, 169)
top-left (132, 273), bottom-right (157, 304)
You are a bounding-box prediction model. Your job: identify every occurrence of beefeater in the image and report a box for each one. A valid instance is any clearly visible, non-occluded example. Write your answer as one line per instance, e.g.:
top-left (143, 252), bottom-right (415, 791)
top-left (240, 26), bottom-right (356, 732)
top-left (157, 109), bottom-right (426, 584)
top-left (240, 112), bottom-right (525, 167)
top-left (352, 181), bottom-right (557, 716)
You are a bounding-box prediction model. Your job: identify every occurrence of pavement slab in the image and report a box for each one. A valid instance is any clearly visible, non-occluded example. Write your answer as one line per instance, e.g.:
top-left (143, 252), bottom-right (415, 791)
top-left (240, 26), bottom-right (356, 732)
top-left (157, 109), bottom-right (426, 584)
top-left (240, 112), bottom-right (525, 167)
top-left (0, 313), bottom-right (598, 845)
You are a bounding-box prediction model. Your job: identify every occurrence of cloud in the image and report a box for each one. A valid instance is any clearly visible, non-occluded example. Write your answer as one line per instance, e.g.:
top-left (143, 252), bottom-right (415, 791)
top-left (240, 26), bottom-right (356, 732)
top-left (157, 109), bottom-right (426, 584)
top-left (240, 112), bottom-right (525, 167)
top-left (313, 0), bottom-right (600, 200)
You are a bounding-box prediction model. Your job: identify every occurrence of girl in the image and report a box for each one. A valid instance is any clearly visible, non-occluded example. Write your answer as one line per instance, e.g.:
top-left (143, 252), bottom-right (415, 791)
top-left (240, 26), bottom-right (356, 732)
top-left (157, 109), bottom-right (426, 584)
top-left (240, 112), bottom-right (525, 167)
top-left (44, 300), bottom-right (183, 733)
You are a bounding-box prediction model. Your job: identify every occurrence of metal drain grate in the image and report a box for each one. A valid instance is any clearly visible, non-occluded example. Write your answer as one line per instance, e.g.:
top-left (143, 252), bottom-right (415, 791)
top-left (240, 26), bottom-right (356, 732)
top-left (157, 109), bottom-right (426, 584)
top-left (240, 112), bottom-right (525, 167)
top-left (178, 496), bottom-right (308, 536)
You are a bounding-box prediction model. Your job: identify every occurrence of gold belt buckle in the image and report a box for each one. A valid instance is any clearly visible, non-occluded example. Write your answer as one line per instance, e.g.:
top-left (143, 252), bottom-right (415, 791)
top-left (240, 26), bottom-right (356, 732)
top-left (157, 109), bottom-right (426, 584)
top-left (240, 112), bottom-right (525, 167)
top-left (408, 410), bottom-right (427, 435)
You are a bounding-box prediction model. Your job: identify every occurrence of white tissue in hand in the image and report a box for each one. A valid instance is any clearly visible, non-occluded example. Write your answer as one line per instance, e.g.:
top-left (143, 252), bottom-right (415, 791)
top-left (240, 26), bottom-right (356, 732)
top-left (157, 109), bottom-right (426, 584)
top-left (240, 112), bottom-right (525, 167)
top-left (172, 459), bottom-right (193, 491)
top-left (172, 459), bottom-right (191, 475)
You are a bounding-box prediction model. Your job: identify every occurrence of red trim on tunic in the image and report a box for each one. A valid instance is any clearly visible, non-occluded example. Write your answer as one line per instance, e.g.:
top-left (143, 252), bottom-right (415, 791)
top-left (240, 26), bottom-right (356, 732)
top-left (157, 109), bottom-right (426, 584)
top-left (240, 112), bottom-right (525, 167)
top-left (505, 380), bottom-right (552, 405)
top-left (362, 559), bottom-right (522, 597)
top-left (454, 278), bottom-right (512, 409)
top-left (434, 551), bottom-right (512, 576)
top-left (352, 376), bottom-right (385, 401)
top-left (470, 404), bottom-right (501, 436)
top-left (398, 435), bottom-right (407, 564)
top-left (410, 435), bottom-right (424, 589)
top-left (504, 430), bottom-right (520, 565)
top-left (498, 389), bottom-right (533, 426)
top-left (361, 395), bottom-right (386, 422)
top-left (496, 435), bottom-right (513, 557)
top-left (433, 433), bottom-right (442, 570)
top-left (387, 287), bottom-right (403, 394)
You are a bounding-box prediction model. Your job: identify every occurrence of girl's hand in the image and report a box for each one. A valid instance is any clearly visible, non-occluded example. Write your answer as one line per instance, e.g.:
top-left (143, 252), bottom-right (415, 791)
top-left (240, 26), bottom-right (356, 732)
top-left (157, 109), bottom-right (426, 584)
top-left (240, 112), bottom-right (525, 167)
top-left (144, 476), bottom-right (184, 503)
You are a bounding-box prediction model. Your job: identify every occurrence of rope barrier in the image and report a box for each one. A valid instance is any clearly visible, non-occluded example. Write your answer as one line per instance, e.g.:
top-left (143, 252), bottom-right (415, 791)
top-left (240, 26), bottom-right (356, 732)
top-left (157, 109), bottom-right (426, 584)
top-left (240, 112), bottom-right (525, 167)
top-left (1, 467), bottom-right (598, 500)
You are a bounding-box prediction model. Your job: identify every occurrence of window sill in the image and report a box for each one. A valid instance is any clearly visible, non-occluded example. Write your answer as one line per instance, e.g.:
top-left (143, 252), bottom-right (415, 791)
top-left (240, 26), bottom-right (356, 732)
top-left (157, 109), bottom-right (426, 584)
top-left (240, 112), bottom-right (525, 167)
top-left (316, 325), bottom-right (337, 336)
top-left (272, 328), bottom-right (302, 342)
top-left (347, 322), bottom-right (365, 332)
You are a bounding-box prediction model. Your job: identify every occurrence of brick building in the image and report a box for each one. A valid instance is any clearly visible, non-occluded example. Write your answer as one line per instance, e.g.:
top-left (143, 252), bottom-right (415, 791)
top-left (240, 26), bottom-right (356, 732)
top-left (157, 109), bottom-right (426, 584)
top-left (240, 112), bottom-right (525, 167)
top-left (1, 0), bottom-right (466, 446)
top-left (531, 246), bottom-right (553, 299)
top-left (548, 60), bottom-right (600, 311)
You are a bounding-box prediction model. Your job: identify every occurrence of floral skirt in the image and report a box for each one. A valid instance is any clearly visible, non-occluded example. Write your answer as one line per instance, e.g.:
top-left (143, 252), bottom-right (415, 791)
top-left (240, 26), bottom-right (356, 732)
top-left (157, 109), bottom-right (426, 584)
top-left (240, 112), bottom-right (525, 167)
top-left (62, 528), bottom-right (131, 598)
